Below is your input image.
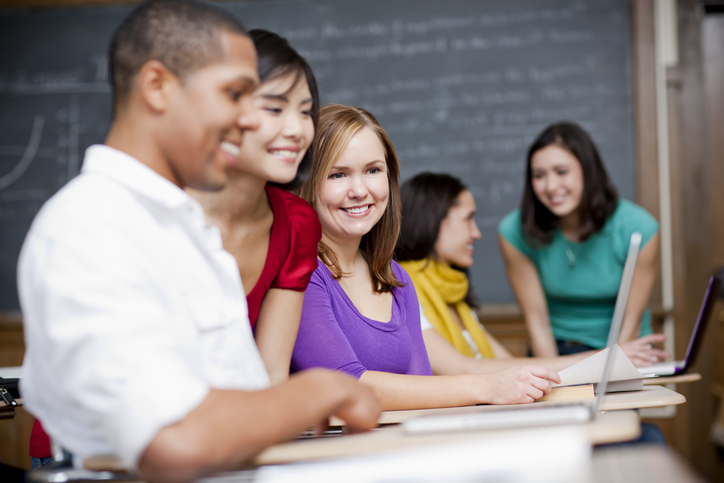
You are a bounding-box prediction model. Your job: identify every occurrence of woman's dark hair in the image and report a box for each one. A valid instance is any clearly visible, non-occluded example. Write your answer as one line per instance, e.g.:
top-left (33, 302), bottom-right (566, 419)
top-left (521, 122), bottom-right (619, 245)
top-left (396, 172), bottom-right (466, 261)
top-left (396, 172), bottom-right (479, 307)
top-left (250, 29), bottom-right (320, 191)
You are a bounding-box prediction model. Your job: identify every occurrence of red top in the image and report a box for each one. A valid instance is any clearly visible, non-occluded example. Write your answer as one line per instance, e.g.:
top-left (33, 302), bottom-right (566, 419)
top-left (30, 186), bottom-right (321, 458)
top-left (30, 419), bottom-right (50, 457)
top-left (246, 185), bottom-right (321, 327)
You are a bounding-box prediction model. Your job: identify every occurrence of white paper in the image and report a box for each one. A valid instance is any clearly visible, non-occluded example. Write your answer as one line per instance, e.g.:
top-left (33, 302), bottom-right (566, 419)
top-left (554, 344), bottom-right (644, 387)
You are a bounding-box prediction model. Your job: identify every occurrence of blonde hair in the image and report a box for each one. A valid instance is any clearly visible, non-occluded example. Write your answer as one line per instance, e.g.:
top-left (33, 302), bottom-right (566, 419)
top-left (297, 104), bottom-right (403, 293)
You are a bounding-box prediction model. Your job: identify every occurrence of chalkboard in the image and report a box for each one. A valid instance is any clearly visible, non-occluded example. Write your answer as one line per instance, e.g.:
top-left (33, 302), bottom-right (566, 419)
top-left (0, 0), bottom-right (635, 309)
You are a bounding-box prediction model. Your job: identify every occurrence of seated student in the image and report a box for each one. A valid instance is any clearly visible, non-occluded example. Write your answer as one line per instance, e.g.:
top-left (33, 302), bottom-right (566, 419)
top-left (18, 2), bottom-right (379, 481)
top-left (189, 29), bottom-right (321, 385)
top-left (396, 172), bottom-right (668, 375)
top-left (291, 104), bottom-right (560, 411)
top-left (497, 122), bottom-right (661, 357)
top-left (29, 28), bottom-right (323, 465)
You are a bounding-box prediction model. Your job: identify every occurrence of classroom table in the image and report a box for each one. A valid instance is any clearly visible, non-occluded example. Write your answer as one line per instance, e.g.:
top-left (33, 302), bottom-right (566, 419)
top-left (642, 372), bottom-right (701, 385)
top-left (30, 385), bottom-right (691, 481)
top-left (79, 407), bottom-right (646, 473)
top-left (250, 410), bottom-right (640, 467)
top-left (328, 385), bottom-right (686, 427)
top-left (0, 367), bottom-right (701, 408)
top-left (44, 412), bottom-right (705, 483)
top-left (33, 442), bottom-right (704, 483)
top-left (48, 411), bottom-right (639, 482)
top-left (13, 374), bottom-right (692, 482)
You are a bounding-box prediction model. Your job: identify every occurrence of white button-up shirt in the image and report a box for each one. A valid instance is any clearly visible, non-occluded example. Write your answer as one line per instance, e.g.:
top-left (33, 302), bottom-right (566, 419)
top-left (18, 145), bottom-right (270, 468)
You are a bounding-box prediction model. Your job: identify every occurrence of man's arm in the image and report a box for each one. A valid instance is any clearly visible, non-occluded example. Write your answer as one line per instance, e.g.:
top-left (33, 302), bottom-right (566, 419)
top-left (140, 369), bottom-right (380, 483)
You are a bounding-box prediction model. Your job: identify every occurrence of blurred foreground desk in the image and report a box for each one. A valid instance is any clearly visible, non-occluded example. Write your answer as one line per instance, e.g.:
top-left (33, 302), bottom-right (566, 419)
top-left (30, 386), bottom-right (690, 482)
top-left (252, 410), bottom-right (639, 467)
top-left (35, 443), bottom-right (704, 483)
top-left (67, 412), bottom-right (702, 483)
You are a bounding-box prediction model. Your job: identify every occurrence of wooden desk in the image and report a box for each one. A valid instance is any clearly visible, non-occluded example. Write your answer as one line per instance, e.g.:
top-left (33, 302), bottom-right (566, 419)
top-left (330, 385), bottom-right (685, 427)
top-left (79, 410), bottom-right (640, 475)
top-left (642, 372), bottom-right (701, 385)
top-left (251, 410), bottom-right (640, 467)
top-left (15, 375), bottom-right (692, 409)
top-left (41, 431), bottom-right (704, 483)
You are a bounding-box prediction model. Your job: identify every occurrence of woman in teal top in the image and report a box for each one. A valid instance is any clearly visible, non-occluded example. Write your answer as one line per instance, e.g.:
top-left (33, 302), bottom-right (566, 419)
top-left (498, 122), bottom-right (661, 359)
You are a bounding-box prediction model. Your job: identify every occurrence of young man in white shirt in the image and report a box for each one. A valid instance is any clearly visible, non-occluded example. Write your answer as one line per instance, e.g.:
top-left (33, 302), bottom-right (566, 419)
top-left (18, 1), bottom-right (380, 482)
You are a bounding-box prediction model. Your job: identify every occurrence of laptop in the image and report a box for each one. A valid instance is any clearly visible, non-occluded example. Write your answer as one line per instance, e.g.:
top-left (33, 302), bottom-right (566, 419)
top-left (638, 274), bottom-right (721, 377)
top-left (402, 232), bottom-right (643, 434)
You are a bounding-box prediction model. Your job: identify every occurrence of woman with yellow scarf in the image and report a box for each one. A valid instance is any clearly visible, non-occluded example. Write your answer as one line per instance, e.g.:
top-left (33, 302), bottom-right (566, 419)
top-left (396, 173), bottom-right (668, 374)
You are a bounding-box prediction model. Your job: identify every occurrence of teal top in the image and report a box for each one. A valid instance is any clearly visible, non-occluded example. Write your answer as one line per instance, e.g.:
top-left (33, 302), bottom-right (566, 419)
top-left (498, 199), bottom-right (659, 349)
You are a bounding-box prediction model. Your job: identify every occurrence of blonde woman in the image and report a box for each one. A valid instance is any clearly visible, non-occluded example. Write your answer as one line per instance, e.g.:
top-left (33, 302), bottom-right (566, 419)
top-left (291, 104), bottom-right (560, 410)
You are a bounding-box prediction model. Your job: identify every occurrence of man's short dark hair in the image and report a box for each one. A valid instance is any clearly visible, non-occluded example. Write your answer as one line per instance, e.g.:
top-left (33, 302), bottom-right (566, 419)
top-left (109, 0), bottom-right (247, 113)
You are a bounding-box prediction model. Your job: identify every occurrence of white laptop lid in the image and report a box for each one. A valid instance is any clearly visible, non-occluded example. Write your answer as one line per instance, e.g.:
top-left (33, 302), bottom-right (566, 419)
top-left (592, 232), bottom-right (641, 411)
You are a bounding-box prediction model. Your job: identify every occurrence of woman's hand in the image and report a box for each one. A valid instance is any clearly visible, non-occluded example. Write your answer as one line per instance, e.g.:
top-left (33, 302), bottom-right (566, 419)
top-left (620, 333), bottom-right (669, 367)
top-left (482, 365), bottom-right (561, 405)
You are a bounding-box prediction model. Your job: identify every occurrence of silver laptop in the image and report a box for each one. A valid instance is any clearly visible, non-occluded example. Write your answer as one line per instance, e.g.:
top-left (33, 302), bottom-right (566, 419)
top-left (638, 274), bottom-right (721, 377)
top-left (402, 232), bottom-right (642, 434)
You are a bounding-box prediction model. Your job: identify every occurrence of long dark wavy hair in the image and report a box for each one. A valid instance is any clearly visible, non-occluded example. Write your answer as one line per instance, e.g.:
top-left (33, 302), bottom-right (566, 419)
top-left (250, 29), bottom-right (320, 191)
top-left (396, 172), bottom-right (479, 307)
top-left (521, 122), bottom-right (619, 245)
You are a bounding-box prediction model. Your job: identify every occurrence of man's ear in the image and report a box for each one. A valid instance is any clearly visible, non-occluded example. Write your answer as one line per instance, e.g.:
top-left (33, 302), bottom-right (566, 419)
top-left (137, 60), bottom-right (177, 113)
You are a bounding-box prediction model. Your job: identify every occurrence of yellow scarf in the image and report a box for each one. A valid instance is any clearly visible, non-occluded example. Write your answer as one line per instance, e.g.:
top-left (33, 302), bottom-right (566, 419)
top-left (400, 259), bottom-right (495, 359)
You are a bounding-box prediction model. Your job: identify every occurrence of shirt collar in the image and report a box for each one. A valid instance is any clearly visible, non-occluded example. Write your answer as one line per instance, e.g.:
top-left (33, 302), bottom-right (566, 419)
top-left (81, 144), bottom-right (196, 212)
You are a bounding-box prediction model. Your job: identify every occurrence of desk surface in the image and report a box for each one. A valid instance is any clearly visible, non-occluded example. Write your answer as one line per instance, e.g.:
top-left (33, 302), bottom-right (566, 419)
top-left (43, 435), bottom-right (704, 483)
top-left (251, 410), bottom-right (640, 468)
top-left (329, 385), bottom-right (685, 427)
top-left (79, 410), bottom-right (640, 474)
top-left (642, 372), bottom-right (701, 385)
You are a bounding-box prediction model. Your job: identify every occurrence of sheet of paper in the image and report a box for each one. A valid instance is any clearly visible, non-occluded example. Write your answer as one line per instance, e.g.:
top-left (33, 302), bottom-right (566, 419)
top-left (554, 344), bottom-right (644, 387)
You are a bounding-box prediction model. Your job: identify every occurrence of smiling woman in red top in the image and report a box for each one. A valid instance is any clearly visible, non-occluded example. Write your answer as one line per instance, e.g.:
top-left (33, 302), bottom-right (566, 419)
top-left (190, 29), bottom-right (321, 384)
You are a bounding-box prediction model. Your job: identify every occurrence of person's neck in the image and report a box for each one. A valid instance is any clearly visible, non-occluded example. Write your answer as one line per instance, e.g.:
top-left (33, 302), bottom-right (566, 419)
top-left (191, 172), bottom-right (269, 231)
top-left (322, 232), bottom-right (365, 274)
top-left (558, 210), bottom-right (582, 241)
top-left (105, 114), bottom-right (182, 187)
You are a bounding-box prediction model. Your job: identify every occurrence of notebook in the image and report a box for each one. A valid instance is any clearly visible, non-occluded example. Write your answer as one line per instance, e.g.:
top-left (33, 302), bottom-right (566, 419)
top-left (402, 232), bottom-right (642, 434)
top-left (638, 274), bottom-right (721, 377)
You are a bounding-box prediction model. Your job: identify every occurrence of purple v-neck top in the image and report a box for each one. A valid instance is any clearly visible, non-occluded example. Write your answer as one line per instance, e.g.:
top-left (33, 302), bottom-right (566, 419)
top-left (291, 260), bottom-right (433, 379)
